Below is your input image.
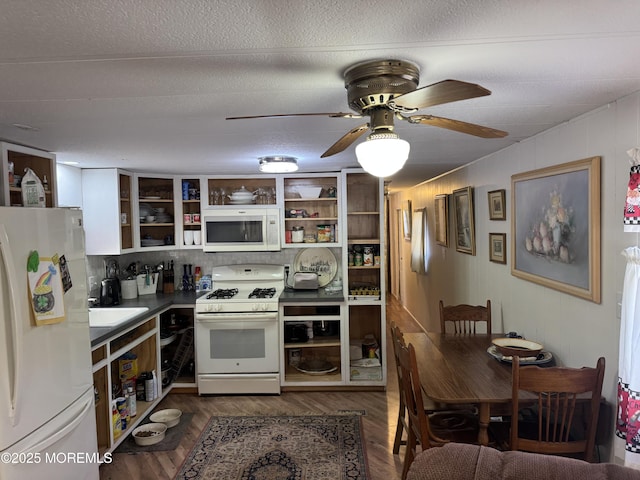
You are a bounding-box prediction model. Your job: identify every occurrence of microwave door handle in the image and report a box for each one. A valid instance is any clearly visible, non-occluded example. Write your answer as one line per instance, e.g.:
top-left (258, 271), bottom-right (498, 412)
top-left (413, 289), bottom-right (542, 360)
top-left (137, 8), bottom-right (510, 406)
top-left (0, 224), bottom-right (22, 426)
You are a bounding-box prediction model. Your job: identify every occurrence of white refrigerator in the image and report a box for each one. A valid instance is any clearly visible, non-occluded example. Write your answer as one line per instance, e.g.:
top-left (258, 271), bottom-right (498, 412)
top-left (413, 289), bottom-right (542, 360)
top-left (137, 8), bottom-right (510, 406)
top-left (0, 207), bottom-right (99, 480)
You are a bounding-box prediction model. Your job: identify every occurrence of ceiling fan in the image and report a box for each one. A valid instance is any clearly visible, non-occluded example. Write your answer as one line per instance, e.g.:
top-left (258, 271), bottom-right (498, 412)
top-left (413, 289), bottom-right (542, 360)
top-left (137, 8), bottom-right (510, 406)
top-left (227, 59), bottom-right (507, 176)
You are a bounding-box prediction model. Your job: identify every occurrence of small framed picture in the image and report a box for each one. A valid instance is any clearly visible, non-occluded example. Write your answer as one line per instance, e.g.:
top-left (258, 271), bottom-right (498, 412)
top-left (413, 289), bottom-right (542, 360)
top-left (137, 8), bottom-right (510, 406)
top-left (489, 233), bottom-right (507, 264)
top-left (488, 189), bottom-right (506, 220)
top-left (403, 200), bottom-right (412, 241)
top-left (452, 186), bottom-right (475, 255)
top-left (434, 194), bottom-right (449, 247)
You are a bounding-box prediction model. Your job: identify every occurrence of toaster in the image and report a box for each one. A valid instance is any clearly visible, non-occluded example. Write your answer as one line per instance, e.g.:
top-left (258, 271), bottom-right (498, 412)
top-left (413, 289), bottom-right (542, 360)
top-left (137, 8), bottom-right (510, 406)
top-left (292, 272), bottom-right (319, 290)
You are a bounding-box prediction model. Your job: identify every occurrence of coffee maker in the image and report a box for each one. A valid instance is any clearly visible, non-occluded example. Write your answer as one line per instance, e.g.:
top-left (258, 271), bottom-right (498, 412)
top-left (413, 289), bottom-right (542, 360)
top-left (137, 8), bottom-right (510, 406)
top-left (100, 259), bottom-right (121, 306)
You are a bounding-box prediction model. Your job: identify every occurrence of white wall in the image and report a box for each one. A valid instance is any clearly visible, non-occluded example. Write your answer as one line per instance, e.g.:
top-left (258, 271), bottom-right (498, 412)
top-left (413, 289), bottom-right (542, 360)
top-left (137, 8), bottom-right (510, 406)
top-left (389, 91), bottom-right (640, 462)
top-left (56, 163), bottom-right (83, 207)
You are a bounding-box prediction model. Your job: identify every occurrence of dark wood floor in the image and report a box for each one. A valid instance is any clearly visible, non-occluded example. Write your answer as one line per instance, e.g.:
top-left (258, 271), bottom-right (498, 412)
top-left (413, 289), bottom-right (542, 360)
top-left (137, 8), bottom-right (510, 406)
top-left (99, 294), bottom-right (424, 480)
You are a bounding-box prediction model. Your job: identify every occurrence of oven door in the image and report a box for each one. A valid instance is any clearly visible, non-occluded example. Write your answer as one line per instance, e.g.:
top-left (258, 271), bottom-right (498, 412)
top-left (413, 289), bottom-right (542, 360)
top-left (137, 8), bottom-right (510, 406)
top-left (195, 312), bottom-right (279, 374)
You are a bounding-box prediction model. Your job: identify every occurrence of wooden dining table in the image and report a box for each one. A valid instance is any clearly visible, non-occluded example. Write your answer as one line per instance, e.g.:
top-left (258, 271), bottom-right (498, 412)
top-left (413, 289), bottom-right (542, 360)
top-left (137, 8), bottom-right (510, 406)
top-left (404, 331), bottom-right (520, 446)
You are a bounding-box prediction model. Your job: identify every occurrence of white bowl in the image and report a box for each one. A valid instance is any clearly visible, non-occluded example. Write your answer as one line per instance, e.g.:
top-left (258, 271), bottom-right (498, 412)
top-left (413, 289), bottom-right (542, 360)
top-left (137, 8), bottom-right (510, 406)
top-left (492, 337), bottom-right (543, 357)
top-left (149, 408), bottom-right (182, 428)
top-left (132, 423), bottom-right (167, 446)
top-left (296, 186), bottom-right (322, 198)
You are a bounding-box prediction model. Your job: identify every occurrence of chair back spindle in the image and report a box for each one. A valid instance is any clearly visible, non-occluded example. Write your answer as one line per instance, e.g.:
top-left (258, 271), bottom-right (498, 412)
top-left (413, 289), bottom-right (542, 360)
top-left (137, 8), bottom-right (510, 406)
top-left (510, 355), bottom-right (605, 462)
top-left (439, 300), bottom-right (492, 334)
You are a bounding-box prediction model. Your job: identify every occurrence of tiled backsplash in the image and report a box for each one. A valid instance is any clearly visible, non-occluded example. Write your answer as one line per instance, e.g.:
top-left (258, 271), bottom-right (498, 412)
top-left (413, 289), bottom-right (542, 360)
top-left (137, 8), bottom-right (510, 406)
top-left (86, 248), bottom-right (342, 297)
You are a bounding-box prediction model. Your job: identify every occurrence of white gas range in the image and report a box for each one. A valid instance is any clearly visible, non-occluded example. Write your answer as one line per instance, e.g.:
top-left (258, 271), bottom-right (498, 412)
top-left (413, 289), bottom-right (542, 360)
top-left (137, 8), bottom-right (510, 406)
top-left (195, 264), bottom-right (284, 395)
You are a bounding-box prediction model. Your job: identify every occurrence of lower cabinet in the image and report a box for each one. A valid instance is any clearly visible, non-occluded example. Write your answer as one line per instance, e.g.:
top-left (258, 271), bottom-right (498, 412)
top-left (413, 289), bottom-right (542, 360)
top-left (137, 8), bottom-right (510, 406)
top-left (347, 304), bottom-right (385, 385)
top-left (159, 307), bottom-right (196, 389)
top-left (91, 314), bottom-right (165, 454)
top-left (280, 303), bottom-right (344, 387)
top-left (279, 301), bottom-right (386, 389)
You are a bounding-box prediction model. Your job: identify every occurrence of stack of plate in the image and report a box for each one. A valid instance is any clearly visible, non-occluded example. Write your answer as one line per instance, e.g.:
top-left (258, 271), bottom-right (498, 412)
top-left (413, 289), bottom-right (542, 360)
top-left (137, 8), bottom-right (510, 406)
top-left (141, 239), bottom-right (164, 247)
top-left (139, 203), bottom-right (154, 217)
top-left (154, 212), bottom-right (172, 223)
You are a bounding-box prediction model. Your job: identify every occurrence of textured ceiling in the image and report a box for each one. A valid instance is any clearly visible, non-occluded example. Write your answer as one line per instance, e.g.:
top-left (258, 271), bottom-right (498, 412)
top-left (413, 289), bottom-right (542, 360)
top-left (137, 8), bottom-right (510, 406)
top-left (2, 0), bottom-right (640, 190)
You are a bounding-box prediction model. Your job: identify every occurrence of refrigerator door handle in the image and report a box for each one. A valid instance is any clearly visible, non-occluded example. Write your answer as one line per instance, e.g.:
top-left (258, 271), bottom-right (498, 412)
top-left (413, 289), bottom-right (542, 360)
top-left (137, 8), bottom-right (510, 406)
top-left (0, 223), bottom-right (23, 426)
top-left (15, 394), bottom-right (94, 455)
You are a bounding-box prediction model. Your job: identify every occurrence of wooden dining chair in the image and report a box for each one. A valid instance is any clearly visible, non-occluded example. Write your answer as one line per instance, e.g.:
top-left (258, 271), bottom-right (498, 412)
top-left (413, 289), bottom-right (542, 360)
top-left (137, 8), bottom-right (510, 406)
top-left (398, 339), bottom-right (478, 480)
top-left (390, 321), bottom-right (410, 454)
top-left (510, 355), bottom-right (605, 462)
top-left (439, 299), bottom-right (492, 334)
top-left (390, 322), bottom-right (478, 456)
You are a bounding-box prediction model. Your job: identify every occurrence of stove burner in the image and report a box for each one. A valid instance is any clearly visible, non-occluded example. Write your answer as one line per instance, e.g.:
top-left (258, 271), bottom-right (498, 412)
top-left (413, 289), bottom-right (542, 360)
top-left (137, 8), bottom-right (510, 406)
top-left (206, 288), bottom-right (239, 299)
top-left (249, 288), bottom-right (276, 299)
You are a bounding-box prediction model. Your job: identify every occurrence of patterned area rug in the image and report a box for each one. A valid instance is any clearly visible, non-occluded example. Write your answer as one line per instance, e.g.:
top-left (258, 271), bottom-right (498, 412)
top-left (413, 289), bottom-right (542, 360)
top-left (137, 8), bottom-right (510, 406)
top-left (174, 415), bottom-right (369, 480)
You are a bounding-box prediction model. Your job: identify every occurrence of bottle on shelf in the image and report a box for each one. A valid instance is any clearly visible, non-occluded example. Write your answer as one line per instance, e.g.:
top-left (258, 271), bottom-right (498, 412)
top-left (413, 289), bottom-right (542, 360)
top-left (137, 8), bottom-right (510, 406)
top-left (112, 402), bottom-right (122, 439)
top-left (7, 162), bottom-right (14, 186)
top-left (43, 175), bottom-right (49, 191)
top-left (127, 386), bottom-right (137, 417)
top-left (164, 261), bottom-right (174, 294)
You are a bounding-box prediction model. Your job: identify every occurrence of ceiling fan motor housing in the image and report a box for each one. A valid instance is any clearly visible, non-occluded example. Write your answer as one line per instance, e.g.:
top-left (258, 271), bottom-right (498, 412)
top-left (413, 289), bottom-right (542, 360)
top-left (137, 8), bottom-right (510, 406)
top-left (344, 59), bottom-right (420, 114)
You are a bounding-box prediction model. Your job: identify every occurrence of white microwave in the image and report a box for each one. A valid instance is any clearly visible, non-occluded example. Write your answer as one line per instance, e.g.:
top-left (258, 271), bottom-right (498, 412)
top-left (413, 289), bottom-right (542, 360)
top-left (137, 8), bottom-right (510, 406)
top-left (202, 207), bottom-right (281, 252)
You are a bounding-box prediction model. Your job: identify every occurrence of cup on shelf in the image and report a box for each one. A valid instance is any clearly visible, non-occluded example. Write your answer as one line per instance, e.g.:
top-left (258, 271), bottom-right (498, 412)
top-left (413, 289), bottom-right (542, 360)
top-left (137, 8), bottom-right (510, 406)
top-left (184, 230), bottom-right (194, 245)
top-left (193, 231), bottom-right (201, 245)
top-left (145, 215), bottom-right (156, 223)
top-left (120, 213), bottom-right (128, 224)
top-left (192, 213), bottom-right (201, 223)
top-left (183, 213), bottom-right (192, 224)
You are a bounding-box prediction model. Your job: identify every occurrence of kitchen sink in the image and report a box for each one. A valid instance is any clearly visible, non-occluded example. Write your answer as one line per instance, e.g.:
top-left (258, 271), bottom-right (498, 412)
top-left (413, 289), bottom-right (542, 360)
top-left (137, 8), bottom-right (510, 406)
top-left (88, 307), bottom-right (149, 328)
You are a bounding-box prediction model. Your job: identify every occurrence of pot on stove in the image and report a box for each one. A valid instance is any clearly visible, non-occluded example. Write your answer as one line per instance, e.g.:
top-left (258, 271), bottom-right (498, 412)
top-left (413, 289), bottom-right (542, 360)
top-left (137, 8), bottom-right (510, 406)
top-left (284, 323), bottom-right (308, 343)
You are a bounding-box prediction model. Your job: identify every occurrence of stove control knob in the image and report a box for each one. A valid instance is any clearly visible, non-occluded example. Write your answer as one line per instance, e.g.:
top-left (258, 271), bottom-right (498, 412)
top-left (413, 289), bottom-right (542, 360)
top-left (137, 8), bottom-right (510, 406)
top-left (213, 304), bottom-right (222, 312)
top-left (251, 304), bottom-right (259, 311)
top-left (261, 303), bottom-right (269, 311)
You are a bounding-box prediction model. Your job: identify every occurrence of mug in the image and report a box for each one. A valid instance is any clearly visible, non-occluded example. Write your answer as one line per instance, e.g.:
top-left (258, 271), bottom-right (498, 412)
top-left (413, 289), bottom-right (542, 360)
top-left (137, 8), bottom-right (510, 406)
top-left (184, 230), bottom-right (194, 245)
top-left (193, 231), bottom-right (201, 245)
top-left (120, 213), bottom-right (128, 224)
top-left (192, 213), bottom-right (201, 223)
top-left (183, 213), bottom-right (192, 224)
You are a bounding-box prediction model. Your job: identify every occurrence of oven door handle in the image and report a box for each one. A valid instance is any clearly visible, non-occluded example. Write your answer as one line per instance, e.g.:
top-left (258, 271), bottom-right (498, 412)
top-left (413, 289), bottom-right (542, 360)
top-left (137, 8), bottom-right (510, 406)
top-left (195, 312), bottom-right (278, 323)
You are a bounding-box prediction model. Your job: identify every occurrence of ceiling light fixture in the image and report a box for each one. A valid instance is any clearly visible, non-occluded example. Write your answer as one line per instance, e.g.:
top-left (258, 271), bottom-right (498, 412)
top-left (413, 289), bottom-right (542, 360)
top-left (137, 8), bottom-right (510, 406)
top-left (355, 132), bottom-right (410, 178)
top-left (258, 156), bottom-right (298, 173)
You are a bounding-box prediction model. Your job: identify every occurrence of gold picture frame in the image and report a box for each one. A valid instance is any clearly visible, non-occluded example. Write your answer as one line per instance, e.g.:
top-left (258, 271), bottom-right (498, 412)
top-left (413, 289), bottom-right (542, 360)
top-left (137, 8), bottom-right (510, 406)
top-left (452, 186), bottom-right (476, 255)
top-left (403, 200), bottom-right (412, 241)
top-left (434, 194), bottom-right (449, 247)
top-left (488, 189), bottom-right (506, 220)
top-left (511, 156), bottom-right (601, 303)
top-left (489, 233), bottom-right (507, 264)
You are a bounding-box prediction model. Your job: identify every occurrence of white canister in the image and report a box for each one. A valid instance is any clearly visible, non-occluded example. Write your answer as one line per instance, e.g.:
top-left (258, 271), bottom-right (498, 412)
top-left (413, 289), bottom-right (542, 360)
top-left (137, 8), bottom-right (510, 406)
top-left (363, 247), bottom-right (374, 267)
top-left (121, 279), bottom-right (138, 299)
top-left (292, 226), bottom-right (304, 243)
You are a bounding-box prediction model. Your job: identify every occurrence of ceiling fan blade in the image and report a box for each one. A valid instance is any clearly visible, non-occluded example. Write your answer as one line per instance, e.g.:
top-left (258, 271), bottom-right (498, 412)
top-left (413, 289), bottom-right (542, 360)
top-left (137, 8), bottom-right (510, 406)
top-left (408, 115), bottom-right (507, 138)
top-left (390, 80), bottom-right (491, 110)
top-left (320, 123), bottom-right (370, 158)
top-left (226, 112), bottom-right (362, 120)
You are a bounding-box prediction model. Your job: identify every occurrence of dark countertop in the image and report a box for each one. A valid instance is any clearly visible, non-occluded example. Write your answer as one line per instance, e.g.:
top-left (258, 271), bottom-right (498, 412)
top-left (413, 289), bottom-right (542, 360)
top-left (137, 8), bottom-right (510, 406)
top-left (90, 288), bottom-right (344, 348)
top-left (279, 288), bottom-right (344, 303)
top-left (89, 291), bottom-right (201, 347)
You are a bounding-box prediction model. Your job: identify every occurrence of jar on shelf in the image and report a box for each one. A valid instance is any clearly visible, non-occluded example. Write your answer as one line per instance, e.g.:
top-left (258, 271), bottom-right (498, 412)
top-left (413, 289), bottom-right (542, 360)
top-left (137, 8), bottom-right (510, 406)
top-left (8, 161), bottom-right (14, 186)
top-left (363, 246), bottom-right (374, 266)
top-left (292, 226), bottom-right (304, 243)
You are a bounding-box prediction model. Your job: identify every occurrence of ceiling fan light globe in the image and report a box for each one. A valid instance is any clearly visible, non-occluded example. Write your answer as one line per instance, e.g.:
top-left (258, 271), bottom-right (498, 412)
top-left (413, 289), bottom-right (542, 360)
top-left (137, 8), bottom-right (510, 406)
top-left (258, 156), bottom-right (299, 173)
top-left (355, 137), bottom-right (410, 177)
